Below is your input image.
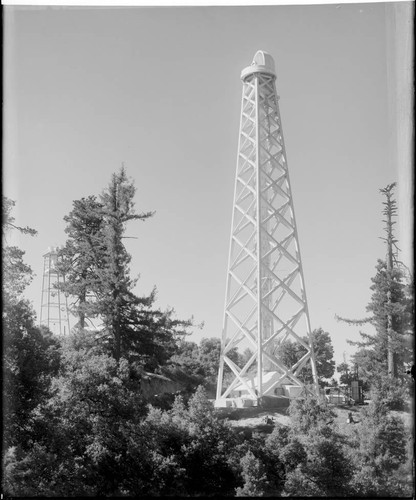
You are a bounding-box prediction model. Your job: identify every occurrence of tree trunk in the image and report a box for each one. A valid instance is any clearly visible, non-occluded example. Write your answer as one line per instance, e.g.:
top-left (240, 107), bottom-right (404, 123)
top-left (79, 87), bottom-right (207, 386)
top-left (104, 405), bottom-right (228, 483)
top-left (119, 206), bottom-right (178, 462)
top-left (383, 184), bottom-right (397, 378)
top-left (79, 284), bottom-right (86, 330)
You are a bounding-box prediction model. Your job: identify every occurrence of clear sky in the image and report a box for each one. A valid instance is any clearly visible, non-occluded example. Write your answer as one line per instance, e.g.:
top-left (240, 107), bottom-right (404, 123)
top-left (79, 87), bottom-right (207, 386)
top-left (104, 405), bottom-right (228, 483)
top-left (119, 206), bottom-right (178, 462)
top-left (3, 3), bottom-right (412, 367)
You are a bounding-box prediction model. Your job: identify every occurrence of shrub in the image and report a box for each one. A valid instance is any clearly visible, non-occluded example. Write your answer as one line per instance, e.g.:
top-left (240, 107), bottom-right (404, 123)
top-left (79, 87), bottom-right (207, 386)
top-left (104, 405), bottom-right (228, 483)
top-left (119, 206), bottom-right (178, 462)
top-left (288, 395), bottom-right (336, 434)
top-left (370, 374), bottom-right (409, 411)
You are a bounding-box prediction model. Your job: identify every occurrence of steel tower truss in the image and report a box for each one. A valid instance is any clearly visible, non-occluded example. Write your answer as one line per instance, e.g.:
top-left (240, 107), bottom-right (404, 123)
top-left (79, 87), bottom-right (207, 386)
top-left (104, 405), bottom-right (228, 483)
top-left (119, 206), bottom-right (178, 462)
top-left (216, 51), bottom-right (319, 406)
top-left (40, 246), bottom-right (71, 336)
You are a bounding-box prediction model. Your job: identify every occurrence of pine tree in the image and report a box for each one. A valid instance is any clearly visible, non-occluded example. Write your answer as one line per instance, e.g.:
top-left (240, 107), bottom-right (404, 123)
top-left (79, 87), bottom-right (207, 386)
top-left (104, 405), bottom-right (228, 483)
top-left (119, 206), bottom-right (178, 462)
top-left (57, 196), bottom-right (107, 329)
top-left (58, 168), bottom-right (153, 358)
top-left (348, 397), bottom-right (411, 496)
top-left (337, 183), bottom-right (413, 383)
top-left (3, 196), bottom-right (37, 302)
top-left (380, 183), bottom-right (400, 377)
top-left (58, 168), bottom-right (192, 366)
top-left (366, 260), bottom-right (409, 377)
top-left (97, 167), bottom-right (154, 361)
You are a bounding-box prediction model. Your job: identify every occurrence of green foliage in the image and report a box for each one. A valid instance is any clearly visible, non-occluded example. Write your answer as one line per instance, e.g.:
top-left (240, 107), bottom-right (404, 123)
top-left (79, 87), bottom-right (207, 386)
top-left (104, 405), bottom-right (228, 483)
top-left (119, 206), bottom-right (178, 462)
top-left (122, 305), bottom-right (191, 371)
top-left (309, 328), bottom-right (336, 382)
top-left (266, 424), bottom-right (308, 472)
top-left (57, 168), bottom-right (154, 359)
top-left (169, 337), bottom-right (241, 395)
top-left (3, 443), bottom-right (79, 497)
top-left (278, 438), bottom-right (308, 472)
top-left (283, 434), bottom-right (353, 497)
top-left (3, 301), bottom-right (61, 449)
top-left (164, 340), bottom-right (209, 400)
top-left (2, 183), bottom-right (194, 496)
top-left (265, 423), bottom-right (290, 450)
top-left (265, 398), bottom-right (353, 497)
top-left (2, 196), bottom-right (37, 237)
top-left (142, 386), bottom-right (240, 496)
top-left (199, 337), bottom-right (223, 378)
top-left (341, 259), bottom-right (413, 385)
top-left (276, 328), bottom-right (335, 385)
top-left (198, 337), bottom-right (241, 381)
top-left (56, 195), bottom-right (106, 329)
top-left (278, 397), bottom-right (353, 497)
top-left (3, 197), bottom-right (37, 302)
top-left (4, 372), bottom-right (243, 497)
top-left (288, 396), bottom-right (336, 434)
top-left (282, 465), bottom-right (323, 497)
top-left (336, 361), bottom-right (354, 385)
top-left (307, 430), bottom-right (353, 491)
top-left (235, 450), bottom-right (268, 496)
top-left (275, 340), bottom-right (304, 372)
top-left (169, 340), bottom-right (204, 383)
top-left (58, 168), bottom-right (192, 366)
top-left (96, 168), bottom-right (155, 361)
top-left (348, 398), bottom-right (411, 496)
top-left (3, 343), bottom-right (148, 496)
top-left (3, 197), bottom-right (61, 451)
top-left (4, 331), bottom-right (411, 499)
top-left (3, 246), bottom-right (35, 301)
top-left (370, 374), bottom-right (409, 410)
top-left (337, 184), bottom-right (413, 387)
top-left (229, 428), bottom-right (285, 496)
top-left (363, 260), bottom-right (411, 373)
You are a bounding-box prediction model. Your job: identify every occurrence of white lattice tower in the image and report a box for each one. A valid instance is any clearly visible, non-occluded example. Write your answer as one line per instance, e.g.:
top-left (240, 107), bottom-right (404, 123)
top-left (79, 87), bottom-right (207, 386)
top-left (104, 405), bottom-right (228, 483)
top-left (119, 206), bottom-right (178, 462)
top-left (215, 51), bottom-right (319, 407)
top-left (40, 246), bottom-right (71, 336)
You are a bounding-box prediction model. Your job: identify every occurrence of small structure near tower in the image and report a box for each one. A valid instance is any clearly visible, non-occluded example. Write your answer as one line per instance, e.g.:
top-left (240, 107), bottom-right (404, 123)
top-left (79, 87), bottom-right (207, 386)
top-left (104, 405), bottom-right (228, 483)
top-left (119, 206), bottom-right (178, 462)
top-left (215, 51), bottom-right (319, 408)
top-left (39, 246), bottom-right (71, 336)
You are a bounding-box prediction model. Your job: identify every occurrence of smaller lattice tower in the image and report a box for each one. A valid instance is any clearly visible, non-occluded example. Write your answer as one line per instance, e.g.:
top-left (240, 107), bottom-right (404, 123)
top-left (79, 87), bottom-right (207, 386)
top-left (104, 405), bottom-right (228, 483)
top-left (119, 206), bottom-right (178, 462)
top-left (40, 246), bottom-right (71, 335)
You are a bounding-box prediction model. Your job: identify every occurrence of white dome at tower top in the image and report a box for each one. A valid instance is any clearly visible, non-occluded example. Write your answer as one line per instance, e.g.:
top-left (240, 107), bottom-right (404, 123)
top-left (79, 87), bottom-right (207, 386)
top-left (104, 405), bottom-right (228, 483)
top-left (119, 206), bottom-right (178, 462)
top-left (252, 50), bottom-right (275, 73)
top-left (241, 50), bottom-right (276, 81)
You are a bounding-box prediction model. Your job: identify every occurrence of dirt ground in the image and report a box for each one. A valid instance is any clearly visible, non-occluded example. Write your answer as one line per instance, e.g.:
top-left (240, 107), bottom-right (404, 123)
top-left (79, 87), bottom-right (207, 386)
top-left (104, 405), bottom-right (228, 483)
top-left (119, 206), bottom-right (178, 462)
top-left (219, 404), bottom-right (413, 438)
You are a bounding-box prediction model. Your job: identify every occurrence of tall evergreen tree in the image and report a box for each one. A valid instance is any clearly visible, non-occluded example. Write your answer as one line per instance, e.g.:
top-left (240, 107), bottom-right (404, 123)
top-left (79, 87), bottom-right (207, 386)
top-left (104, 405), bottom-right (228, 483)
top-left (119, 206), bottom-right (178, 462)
top-left (337, 183), bottom-right (412, 383)
top-left (58, 168), bottom-right (192, 366)
top-left (380, 183), bottom-right (400, 377)
top-left (96, 168), bottom-right (154, 360)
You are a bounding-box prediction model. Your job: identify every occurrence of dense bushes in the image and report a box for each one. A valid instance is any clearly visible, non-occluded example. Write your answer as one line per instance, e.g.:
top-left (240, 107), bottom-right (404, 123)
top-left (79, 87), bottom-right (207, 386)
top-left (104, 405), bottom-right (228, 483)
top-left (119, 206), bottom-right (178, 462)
top-left (3, 311), bottom-right (412, 497)
top-left (3, 340), bottom-right (412, 497)
top-left (347, 398), bottom-right (411, 496)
